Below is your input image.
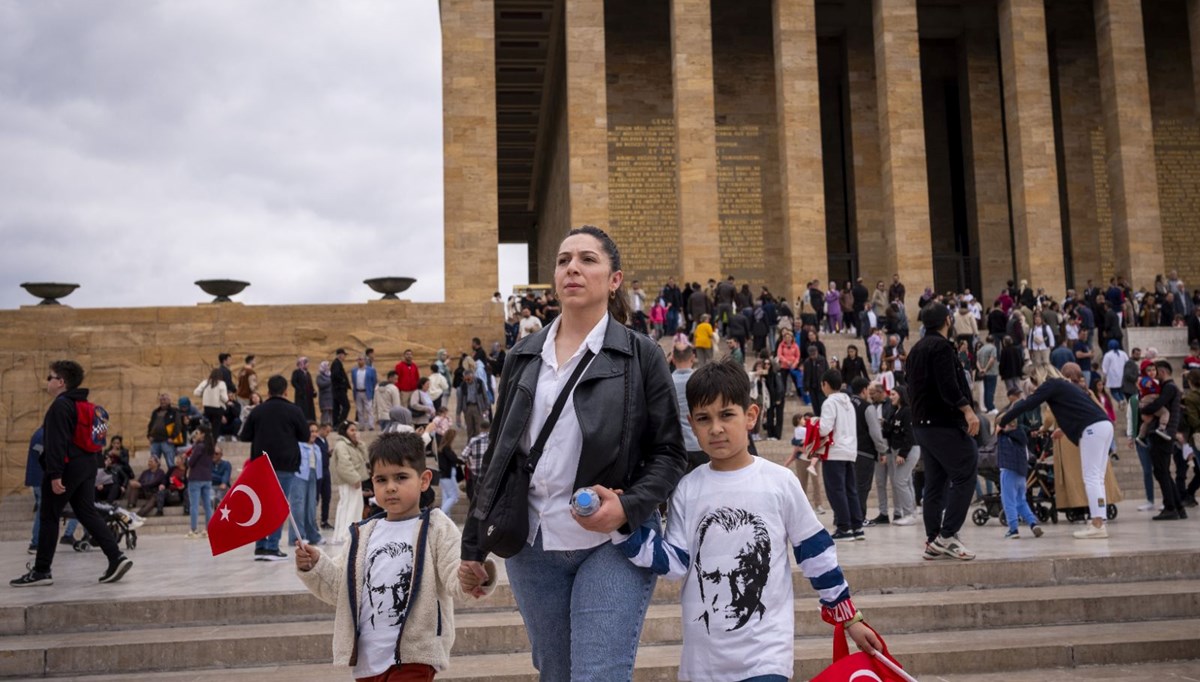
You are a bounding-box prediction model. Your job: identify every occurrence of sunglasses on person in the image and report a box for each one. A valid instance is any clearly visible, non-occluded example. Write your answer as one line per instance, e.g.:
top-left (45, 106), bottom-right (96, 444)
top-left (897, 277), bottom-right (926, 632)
top-left (47, 375), bottom-right (62, 382)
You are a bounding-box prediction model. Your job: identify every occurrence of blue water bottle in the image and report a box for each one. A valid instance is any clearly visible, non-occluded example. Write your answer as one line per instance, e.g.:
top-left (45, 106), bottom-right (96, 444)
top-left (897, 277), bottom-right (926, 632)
top-left (571, 487), bottom-right (602, 516)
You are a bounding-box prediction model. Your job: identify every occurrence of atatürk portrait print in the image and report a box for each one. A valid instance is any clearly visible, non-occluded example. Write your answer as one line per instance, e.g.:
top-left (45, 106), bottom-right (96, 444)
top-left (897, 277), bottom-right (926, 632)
top-left (694, 507), bottom-right (771, 634)
top-left (364, 541), bottom-right (414, 629)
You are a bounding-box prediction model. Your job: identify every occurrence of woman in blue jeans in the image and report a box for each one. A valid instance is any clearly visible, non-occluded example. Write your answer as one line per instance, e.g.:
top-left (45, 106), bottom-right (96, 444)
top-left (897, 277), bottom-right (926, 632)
top-left (185, 423), bottom-right (214, 539)
top-left (460, 226), bottom-right (686, 681)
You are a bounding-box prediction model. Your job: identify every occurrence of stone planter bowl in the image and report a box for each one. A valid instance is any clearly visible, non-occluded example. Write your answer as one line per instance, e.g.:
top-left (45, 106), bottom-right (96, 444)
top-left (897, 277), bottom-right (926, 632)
top-left (20, 282), bottom-right (79, 305)
top-left (195, 279), bottom-right (250, 303)
top-left (364, 277), bottom-right (416, 300)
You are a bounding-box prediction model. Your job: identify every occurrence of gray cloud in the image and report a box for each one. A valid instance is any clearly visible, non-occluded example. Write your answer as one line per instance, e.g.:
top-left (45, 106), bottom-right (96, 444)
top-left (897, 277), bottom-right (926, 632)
top-left (0, 1), bottom-right (521, 309)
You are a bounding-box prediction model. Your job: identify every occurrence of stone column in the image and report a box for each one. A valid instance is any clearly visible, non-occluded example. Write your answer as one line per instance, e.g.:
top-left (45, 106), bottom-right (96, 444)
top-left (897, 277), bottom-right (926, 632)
top-left (670, 0), bottom-right (721, 285)
top-left (844, 2), bottom-right (886, 284)
top-left (1094, 0), bottom-right (1164, 288)
top-left (773, 0), bottom-right (827, 300)
top-left (962, 9), bottom-right (1014, 303)
top-left (565, 0), bottom-right (610, 229)
top-left (441, 0), bottom-right (499, 304)
top-left (1189, 0), bottom-right (1200, 114)
top-left (997, 0), bottom-right (1066, 298)
top-left (872, 0), bottom-right (934, 294)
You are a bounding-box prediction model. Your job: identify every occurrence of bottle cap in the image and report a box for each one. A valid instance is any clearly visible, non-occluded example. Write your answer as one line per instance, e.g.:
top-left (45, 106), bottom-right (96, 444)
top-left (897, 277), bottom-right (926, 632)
top-left (576, 491), bottom-right (593, 507)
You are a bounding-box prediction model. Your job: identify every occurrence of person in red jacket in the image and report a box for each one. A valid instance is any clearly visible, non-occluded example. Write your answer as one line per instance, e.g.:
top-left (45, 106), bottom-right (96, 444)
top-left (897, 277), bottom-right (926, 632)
top-left (394, 349), bottom-right (420, 406)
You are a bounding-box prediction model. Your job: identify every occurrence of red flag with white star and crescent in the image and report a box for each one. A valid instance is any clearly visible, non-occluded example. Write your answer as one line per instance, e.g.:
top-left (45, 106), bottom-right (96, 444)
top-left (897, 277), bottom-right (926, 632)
top-left (207, 454), bottom-right (290, 556)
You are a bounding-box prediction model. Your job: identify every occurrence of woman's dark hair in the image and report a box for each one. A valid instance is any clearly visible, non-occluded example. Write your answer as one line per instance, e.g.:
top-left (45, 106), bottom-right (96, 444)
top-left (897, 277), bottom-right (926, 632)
top-left (566, 225), bottom-right (629, 325)
top-left (197, 421), bottom-right (215, 455)
top-left (891, 385), bottom-right (909, 407)
top-left (441, 428), bottom-right (458, 452)
top-left (369, 432), bottom-right (426, 474)
top-left (208, 368), bottom-right (222, 388)
top-left (49, 360), bottom-right (84, 390)
top-left (418, 376), bottom-right (429, 390)
top-left (337, 420), bottom-right (356, 438)
top-left (686, 359), bottom-right (752, 411)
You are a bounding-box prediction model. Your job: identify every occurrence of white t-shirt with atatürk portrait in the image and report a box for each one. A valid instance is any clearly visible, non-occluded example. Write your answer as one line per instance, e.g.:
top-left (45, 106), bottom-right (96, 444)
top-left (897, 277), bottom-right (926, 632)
top-left (354, 517), bottom-right (420, 678)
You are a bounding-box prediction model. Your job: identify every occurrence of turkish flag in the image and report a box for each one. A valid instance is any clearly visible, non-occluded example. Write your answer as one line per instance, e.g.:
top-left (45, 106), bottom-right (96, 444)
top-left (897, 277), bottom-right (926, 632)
top-left (810, 624), bottom-right (915, 682)
top-left (207, 455), bottom-right (291, 556)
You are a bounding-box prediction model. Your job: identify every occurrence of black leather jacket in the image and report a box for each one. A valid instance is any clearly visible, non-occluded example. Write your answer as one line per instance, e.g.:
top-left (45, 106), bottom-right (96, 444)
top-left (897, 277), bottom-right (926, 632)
top-left (461, 317), bottom-right (686, 561)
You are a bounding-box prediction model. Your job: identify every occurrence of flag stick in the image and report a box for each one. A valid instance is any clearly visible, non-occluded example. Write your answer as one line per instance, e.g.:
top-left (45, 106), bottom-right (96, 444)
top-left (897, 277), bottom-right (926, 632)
top-left (871, 650), bottom-right (919, 682)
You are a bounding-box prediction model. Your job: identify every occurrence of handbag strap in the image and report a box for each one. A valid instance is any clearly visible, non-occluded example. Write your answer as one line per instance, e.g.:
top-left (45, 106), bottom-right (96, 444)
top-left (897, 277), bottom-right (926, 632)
top-left (523, 349), bottom-right (595, 473)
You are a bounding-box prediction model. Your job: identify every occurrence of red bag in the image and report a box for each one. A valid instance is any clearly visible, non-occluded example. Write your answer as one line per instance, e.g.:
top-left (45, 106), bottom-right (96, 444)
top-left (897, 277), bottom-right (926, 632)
top-left (71, 401), bottom-right (109, 454)
top-left (810, 623), bottom-right (915, 682)
top-left (803, 418), bottom-right (832, 461)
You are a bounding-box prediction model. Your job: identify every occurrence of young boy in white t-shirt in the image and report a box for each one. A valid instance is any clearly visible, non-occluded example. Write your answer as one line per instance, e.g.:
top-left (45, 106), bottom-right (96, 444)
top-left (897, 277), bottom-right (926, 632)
top-left (294, 432), bottom-right (496, 681)
top-left (614, 360), bottom-right (882, 682)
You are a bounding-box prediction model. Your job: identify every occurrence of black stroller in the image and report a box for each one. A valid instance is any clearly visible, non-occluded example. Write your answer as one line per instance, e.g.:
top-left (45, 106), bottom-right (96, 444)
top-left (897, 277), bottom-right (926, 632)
top-left (62, 502), bottom-right (141, 552)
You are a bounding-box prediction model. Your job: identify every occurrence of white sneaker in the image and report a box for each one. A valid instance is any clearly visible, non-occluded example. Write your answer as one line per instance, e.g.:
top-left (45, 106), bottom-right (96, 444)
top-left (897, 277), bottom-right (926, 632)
top-left (1073, 525), bottom-right (1108, 540)
top-left (1137, 502), bottom-right (1156, 512)
top-left (185, 531), bottom-right (200, 540)
top-left (893, 515), bottom-right (917, 526)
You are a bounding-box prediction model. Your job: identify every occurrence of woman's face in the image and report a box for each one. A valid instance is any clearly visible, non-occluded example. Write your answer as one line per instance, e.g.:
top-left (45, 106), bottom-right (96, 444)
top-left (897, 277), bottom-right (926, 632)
top-left (847, 347), bottom-right (857, 358)
top-left (555, 233), bottom-right (621, 312)
top-left (829, 281), bottom-right (836, 291)
top-left (889, 390), bottom-right (900, 406)
top-left (347, 424), bottom-right (359, 442)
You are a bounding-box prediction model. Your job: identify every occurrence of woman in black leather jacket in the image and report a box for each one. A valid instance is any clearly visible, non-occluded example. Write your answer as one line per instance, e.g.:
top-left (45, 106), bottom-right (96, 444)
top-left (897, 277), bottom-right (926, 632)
top-left (459, 225), bottom-right (686, 681)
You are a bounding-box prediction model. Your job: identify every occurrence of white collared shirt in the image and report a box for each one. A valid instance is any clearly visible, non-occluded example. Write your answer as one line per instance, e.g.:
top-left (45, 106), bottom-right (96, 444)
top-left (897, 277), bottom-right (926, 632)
top-left (525, 313), bottom-right (609, 551)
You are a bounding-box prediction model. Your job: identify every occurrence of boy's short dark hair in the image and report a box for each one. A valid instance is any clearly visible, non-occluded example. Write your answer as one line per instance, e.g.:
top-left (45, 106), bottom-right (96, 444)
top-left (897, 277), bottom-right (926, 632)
top-left (218, 353), bottom-right (231, 364)
top-left (686, 359), bottom-right (751, 412)
top-left (1154, 359), bottom-right (1173, 374)
top-left (245, 354), bottom-right (255, 364)
top-left (849, 376), bottom-right (870, 395)
top-left (50, 360), bottom-right (84, 390)
top-left (672, 345), bottom-right (695, 363)
top-left (821, 368), bottom-right (843, 391)
top-left (369, 432), bottom-right (426, 474)
top-left (387, 370), bottom-right (398, 380)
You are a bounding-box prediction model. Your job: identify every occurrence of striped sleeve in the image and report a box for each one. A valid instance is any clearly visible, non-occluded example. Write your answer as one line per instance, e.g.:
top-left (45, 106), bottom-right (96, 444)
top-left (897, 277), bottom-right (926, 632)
top-left (779, 463), bottom-right (857, 624)
top-left (614, 517), bottom-right (690, 581)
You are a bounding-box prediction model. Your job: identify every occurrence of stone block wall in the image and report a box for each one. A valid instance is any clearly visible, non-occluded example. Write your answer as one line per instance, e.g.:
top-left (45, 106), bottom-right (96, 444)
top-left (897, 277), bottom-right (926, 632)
top-left (0, 301), bottom-right (503, 493)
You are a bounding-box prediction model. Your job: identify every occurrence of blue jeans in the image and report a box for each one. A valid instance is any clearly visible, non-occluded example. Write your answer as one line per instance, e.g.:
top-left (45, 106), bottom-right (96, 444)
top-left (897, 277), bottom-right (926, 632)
top-left (297, 474), bottom-right (321, 544)
top-left (150, 441), bottom-right (177, 469)
top-left (505, 528), bottom-right (657, 682)
top-left (1136, 442), bottom-right (1155, 504)
top-left (741, 677), bottom-right (788, 682)
top-left (30, 486), bottom-right (42, 546)
top-left (1000, 468), bottom-right (1039, 533)
top-left (982, 375), bottom-right (997, 412)
top-left (256, 472), bottom-right (296, 552)
top-left (439, 469), bottom-right (459, 515)
top-left (188, 480), bottom-right (213, 532)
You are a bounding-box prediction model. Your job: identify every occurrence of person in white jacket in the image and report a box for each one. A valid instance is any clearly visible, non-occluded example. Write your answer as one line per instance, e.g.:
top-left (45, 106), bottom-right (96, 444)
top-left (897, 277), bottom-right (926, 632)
top-left (817, 368), bottom-right (862, 540)
top-left (194, 369), bottom-right (229, 433)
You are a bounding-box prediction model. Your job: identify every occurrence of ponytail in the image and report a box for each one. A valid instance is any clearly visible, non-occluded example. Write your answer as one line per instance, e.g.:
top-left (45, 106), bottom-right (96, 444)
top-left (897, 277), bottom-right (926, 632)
top-left (609, 286), bottom-right (630, 326)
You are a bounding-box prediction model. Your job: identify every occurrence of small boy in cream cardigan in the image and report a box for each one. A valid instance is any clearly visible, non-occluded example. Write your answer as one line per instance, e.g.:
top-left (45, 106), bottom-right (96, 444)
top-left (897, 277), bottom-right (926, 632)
top-left (295, 432), bottom-right (495, 681)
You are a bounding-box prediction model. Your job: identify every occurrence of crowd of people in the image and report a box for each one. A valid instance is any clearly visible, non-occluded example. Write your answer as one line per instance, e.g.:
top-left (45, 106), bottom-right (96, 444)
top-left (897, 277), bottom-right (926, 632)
top-left (11, 221), bottom-right (1200, 680)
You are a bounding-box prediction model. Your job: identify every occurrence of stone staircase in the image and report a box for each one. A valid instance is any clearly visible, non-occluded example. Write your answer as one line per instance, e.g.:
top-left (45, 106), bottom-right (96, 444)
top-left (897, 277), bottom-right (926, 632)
top-left (1, 540), bottom-right (1198, 679)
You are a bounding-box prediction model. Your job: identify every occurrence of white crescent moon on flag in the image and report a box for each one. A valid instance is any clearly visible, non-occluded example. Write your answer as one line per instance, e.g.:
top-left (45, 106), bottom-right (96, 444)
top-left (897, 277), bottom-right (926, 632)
top-left (849, 670), bottom-right (884, 682)
top-left (228, 484), bottom-right (263, 527)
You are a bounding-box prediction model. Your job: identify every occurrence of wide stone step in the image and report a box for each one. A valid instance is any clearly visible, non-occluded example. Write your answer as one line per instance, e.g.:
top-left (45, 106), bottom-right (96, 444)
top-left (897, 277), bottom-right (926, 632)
top-left (8, 616), bottom-right (1198, 679)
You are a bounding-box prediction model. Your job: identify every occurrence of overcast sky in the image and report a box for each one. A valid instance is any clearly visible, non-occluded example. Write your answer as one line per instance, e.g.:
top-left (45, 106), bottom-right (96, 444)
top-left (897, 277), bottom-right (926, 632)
top-left (0, 1), bottom-right (526, 310)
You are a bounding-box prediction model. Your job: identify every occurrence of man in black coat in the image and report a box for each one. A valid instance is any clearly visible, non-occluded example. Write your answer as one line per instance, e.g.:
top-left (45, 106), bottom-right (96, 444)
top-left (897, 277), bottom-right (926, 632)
top-left (291, 356), bottom-right (316, 422)
top-left (239, 375), bottom-right (309, 561)
top-left (330, 348), bottom-right (350, 426)
top-left (852, 278), bottom-right (871, 341)
top-left (12, 360), bottom-right (132, 587)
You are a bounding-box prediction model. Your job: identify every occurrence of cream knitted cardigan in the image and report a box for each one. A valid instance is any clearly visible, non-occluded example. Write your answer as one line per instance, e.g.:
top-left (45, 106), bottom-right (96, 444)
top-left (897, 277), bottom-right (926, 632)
top-left (297, 508), bottom-right (496, 671)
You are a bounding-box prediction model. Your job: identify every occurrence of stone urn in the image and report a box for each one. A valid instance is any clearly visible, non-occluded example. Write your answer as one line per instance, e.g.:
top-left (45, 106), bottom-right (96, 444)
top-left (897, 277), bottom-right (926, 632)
top-left (20, 282), bottom-right (79, 306)
top-left (195, 279), bottom-right (250, 303)
top-left (364, 277), bottom-right (416, 300)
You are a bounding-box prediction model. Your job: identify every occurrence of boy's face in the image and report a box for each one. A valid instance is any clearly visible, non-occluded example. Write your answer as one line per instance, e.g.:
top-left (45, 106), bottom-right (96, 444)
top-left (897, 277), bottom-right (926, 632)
top-left (821, 380), bottom-right (834, 397)
top-left (688, 399), bottom-right (759, 470)
top-left (370, 461), bottom-right (432, 520)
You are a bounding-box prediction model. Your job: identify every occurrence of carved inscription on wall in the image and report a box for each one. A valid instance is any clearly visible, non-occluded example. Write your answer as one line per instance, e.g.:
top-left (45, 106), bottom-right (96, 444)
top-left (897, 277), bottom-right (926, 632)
top-left (608, 119), bottom-right (679, 283)
top-left (1153, 119), bottom-right (1200, 287)
top-left (1090, 129), bottom-right (1116, 280)
top-left (717, 124), bottom-right (767, 280)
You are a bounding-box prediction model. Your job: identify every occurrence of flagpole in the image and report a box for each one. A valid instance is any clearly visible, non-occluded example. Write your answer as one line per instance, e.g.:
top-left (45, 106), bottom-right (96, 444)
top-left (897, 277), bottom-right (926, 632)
top-left (871, 650), bottom-right (919, 682)
top-left (262, 451), bottom-right (307, 548)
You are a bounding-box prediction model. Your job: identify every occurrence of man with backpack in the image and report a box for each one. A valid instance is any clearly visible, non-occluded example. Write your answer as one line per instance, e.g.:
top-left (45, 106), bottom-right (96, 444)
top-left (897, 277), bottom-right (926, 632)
top-left (12, 360), bottom-right (133, 587)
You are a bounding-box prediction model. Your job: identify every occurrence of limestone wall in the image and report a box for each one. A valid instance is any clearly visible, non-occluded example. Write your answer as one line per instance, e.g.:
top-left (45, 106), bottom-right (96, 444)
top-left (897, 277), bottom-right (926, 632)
top-left (0, 301), bottom-right (504, 494)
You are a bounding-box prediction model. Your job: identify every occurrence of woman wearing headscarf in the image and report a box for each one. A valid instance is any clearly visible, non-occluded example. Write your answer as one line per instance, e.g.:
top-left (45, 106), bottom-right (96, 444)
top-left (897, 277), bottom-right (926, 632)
top-left (315, 361), bottom-right (333, 426)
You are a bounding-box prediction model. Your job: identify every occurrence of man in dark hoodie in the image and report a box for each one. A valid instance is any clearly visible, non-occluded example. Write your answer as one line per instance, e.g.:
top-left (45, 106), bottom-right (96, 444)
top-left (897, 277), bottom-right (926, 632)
top-left (12, 361), bottom-right (133, 587)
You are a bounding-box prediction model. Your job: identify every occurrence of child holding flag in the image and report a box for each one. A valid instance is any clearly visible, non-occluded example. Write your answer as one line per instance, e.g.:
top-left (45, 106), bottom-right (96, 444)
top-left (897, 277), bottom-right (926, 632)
top-left (294, 432), bottom-right (496, 681)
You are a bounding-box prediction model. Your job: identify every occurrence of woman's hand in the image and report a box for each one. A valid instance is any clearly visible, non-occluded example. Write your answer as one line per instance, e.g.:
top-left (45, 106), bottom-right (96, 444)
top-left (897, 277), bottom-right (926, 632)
top-left (847, 620), bottom-right (881, 655)
top-left (571, 485), bottom-right (628, 534)
top-left (458, 560), bottom-right (489, 598)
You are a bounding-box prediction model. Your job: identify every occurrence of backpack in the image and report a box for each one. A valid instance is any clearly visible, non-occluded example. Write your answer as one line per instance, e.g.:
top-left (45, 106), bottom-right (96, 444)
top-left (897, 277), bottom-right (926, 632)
top-left (1120, 358), bottom-right (1139, 396)
top-left (71, 400), bottom-right (109, 454)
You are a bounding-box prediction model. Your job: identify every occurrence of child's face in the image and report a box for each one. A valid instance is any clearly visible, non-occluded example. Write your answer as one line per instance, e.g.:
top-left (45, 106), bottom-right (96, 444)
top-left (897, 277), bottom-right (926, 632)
top-left (370, 461), bottom-right (432, 520)
top-left (688, 399), bottom-right (759, 471)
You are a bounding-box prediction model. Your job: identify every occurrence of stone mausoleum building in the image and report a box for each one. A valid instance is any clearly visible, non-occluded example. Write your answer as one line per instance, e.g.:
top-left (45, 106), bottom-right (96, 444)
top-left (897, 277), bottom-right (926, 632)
top-left (440, 0), bottom-right (1200, 303)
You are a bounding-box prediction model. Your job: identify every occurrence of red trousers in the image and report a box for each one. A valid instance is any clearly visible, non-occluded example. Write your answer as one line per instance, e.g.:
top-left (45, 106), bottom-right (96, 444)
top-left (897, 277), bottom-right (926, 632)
top-left (356, 663), bottom-right (436, 682)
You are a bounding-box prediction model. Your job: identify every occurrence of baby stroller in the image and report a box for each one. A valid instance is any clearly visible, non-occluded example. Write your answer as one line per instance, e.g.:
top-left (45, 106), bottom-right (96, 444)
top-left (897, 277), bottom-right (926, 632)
top-left (1026, 433), bottom-right (1057, 523)
top-left (971, 435), bottom-right (1003, 526)
top-left (973, 432), bottom-right (1055, 527)
top-left (62, 502), bottom-right (143, 552)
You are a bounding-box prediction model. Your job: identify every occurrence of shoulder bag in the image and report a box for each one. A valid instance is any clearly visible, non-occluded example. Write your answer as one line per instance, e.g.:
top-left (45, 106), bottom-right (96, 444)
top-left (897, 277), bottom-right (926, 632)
top-left (479, 349), bottom-right (595, 558)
